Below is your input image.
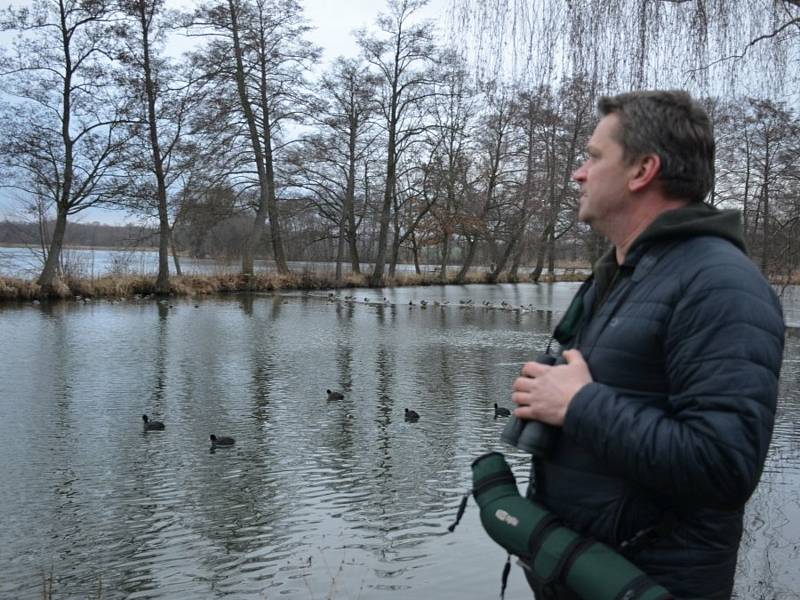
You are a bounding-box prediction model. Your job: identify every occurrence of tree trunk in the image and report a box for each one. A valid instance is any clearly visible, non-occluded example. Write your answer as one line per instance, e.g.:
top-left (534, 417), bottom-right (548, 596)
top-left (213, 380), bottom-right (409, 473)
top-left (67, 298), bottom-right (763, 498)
top-left (335, 215), bottom-right (346, 280)
top-left (388, 226), bottom-right (400, 278)
top-left (156, 199), bottom-right (170, 293)
top-left (456, 236), bottom-right (478, 282)
top-left (38, 208), bottom-right (68, 292)
top-left (509, 234), bottom-right (526, 279)
top-left (170, 229), bottom-right (182, 276)
top-left (36, 200), bottom-right (50, 260)
top-left (491, 210), bottom-right (530, 282)
top-left (344, 122), bottom-right (360, 274)
top-left (38, 20), bottom-right (76, 294)
top-left (136, 0), bottom-right (171, 295)
top-left (228, 0), bottom-right (287, 277)
top-left (546, 227), bottom-right (556, 276)
top-left (410, 231), bottom-right (421, 274)
top-left (761, 141), bottom-right (770, 272)
top-left (439, 231), bottom-right (451, 283)
top-left (370, 123), bottom-right (396, 286)
top-left (261, 119), bottom-right (289, 274)
top-left (529, 222), bottom-right (553, 283)
top-left (742, 133), bottom-right (751, 239)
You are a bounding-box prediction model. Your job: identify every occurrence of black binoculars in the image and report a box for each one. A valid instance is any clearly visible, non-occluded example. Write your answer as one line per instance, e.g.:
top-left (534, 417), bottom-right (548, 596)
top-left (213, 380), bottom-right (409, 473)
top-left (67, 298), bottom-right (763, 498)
top-left (500, 353), bottom-right (558, 457)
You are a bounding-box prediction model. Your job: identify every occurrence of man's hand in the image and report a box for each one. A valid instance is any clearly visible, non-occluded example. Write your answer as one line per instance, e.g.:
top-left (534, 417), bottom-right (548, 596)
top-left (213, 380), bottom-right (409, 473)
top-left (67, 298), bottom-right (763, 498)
top-left (511, 349), bottom-right (593, 426)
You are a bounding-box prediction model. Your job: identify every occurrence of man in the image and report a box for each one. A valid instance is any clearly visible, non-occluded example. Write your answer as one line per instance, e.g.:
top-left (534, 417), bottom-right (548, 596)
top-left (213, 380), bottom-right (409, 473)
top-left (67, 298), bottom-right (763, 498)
top-left (511, 90), bottom-right (785, 599)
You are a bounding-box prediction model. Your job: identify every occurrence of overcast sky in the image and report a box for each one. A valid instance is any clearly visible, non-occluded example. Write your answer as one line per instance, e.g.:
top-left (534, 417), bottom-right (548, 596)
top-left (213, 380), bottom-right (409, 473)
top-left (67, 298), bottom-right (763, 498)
top-left (303, 0), bottom-right (448, 65)
top-left (0, 0), bottom-right (451, 226)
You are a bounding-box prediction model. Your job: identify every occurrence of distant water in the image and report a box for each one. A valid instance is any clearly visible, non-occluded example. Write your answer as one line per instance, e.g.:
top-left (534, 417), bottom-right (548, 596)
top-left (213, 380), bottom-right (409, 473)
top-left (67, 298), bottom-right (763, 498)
top-left (1, 284), bottom-right (798, 599)
top-left (0, 245), bottom-right (359, 278)
top-left (0, 246), bottom-right (533, 279)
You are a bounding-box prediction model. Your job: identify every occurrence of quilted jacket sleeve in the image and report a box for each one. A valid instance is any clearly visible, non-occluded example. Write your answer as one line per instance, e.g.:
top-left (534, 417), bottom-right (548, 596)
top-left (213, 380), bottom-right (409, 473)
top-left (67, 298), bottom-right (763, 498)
top-left (563, 254), bottom-right (785, 510)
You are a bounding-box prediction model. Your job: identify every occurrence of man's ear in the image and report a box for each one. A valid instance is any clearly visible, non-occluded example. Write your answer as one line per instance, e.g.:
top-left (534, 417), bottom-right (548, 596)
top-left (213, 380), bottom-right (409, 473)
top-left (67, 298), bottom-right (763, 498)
top-left (627, 154), bottom-right (661, 193)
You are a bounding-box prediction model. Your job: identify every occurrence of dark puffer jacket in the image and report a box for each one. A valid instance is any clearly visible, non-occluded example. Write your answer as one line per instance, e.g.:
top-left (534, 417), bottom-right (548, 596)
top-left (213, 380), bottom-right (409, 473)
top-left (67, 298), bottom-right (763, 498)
top-left (532, 204), bottom-right (785, 599)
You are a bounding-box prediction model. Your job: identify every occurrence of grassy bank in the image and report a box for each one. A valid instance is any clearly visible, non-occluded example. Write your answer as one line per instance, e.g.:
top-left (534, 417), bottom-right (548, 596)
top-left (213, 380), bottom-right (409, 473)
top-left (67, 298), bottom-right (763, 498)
top-left (0, 269), bottom-right (590, 302)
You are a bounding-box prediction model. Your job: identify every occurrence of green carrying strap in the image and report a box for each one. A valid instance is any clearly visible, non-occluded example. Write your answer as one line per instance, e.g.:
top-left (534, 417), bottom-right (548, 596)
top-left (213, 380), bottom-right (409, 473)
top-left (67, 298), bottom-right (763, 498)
top-left (471, 452), bottom-right (674, 600)
top-left (553, 276), bottom-right (593, 346)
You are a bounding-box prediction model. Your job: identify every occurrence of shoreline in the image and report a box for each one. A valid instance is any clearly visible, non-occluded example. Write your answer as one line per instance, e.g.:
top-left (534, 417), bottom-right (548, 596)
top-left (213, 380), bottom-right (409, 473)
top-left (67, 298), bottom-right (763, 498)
top-left (0, 269), bottom-right (591, 302)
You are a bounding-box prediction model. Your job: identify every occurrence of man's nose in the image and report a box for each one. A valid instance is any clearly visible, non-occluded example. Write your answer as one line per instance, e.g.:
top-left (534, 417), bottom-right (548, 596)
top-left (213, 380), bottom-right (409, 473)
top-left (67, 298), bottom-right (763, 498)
top-left (572, 164), bottom-right (586, 182)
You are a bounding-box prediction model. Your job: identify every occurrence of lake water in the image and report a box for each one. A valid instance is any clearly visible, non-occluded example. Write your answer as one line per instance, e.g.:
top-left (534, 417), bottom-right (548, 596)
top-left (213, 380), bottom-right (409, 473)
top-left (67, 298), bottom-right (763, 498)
top-left (1, 284), bottom-right (798, 599)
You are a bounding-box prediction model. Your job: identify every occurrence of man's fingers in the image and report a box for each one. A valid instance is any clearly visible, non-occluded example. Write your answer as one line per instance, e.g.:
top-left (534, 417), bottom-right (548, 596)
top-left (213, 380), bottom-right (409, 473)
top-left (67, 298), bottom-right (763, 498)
top-left (512, 376), bottom-right (535, 394)
top-left (511, 391), bottom-right (527, 406)
top-left (521, 360), bottom-right (549, 378)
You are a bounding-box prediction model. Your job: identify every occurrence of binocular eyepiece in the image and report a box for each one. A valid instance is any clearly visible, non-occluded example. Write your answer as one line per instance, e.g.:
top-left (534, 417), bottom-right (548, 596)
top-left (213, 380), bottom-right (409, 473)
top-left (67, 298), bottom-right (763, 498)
top-left (500, 353), bottom-right (557, 457)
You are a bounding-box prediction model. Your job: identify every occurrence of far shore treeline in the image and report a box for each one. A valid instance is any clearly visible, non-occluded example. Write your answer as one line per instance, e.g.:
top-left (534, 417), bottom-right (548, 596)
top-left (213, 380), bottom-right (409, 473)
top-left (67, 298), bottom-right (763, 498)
top-left (0, 220), bottom-right (160, 250)
top-left (1, 1), bottom-right (797, 299)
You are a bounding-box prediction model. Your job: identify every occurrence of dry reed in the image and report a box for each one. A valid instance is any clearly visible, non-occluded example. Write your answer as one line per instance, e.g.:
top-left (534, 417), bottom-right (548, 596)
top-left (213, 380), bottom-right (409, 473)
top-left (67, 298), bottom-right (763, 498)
top-left (0, 268), bottom-right (592, 303)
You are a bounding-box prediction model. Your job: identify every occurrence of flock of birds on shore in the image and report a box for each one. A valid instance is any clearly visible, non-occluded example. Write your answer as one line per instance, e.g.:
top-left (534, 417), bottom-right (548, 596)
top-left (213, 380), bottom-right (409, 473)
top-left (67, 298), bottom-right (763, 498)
top-left (38, 292), bottom-right (539, 317)
top-left (142, 394), bottom-right (512, 439)
top-left (326, 292), bottom-right (539, 314)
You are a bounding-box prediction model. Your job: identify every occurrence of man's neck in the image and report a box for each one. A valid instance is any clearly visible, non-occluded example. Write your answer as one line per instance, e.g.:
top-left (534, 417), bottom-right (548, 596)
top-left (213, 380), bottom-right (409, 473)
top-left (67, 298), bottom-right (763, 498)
top-left (612, 195), bottom-right (689, 263)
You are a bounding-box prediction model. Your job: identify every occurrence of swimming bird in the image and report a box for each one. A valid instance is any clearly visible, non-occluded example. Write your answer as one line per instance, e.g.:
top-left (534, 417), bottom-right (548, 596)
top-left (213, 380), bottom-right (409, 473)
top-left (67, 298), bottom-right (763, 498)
top-left (327, 389), bottom-right (344, 401)
top-left (210, 434), bottom-right (235, 446)
top-left (404, 408), bottom-right (420, 422)
top-left (494, 403), bottom-right (511, 418)
top-left (142, 414), bottom-right (165, 430)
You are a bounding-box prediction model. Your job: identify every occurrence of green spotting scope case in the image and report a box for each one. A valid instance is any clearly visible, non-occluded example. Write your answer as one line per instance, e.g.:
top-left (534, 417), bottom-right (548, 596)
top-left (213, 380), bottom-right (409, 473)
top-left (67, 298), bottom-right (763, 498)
top-left (471, 452), bottom-right (673, 600)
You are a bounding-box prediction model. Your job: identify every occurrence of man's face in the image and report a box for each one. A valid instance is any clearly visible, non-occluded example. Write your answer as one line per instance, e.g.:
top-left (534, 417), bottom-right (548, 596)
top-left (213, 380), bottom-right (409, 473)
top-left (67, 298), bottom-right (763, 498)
top-left (572, 114), bottom-right (636, 231)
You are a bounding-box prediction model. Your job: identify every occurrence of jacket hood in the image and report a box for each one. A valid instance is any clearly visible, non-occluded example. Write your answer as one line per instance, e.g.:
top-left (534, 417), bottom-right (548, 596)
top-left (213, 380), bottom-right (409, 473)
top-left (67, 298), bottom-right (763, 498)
top-left (631, 202), bottom-right (746, 254)
top-left (590, 203), bottom-right (746, 308)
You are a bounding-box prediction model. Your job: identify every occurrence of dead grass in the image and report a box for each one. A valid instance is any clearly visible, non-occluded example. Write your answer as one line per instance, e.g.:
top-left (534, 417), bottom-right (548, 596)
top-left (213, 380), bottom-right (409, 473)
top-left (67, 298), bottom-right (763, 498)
top-left (0, 268), bottom-right (593, 303)
top-left (0, 277), bottom-right (42, 300)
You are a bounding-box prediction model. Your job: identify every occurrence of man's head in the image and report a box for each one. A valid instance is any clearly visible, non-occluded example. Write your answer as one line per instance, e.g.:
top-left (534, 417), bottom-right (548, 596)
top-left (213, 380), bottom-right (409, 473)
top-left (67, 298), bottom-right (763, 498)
top-left (572, 90), bottom-right (715, 241)
top-left (596, 90), bottom-right (715, 204)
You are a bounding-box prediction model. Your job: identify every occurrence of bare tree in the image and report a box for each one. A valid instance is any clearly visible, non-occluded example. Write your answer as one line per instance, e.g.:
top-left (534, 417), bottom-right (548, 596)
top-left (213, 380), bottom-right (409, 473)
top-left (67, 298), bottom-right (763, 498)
top-left (386, 154), bottom-right (439, 276)
top-left (288, 57), bottom-right (379, 279)
top-left (526, 77), bottom-right (593, 282)
top-left (0, 0), bottom-right (131, 293)
top-left (454, 83), bottom-right (518, 283)
top-left (356, 0), bottom-right (438, 286)
top-left (187, 0), bottom-right (320, 276)
top-left (113, 0), bottom-right (202, 293)
top-left (741, 99), bottom-right (798, 272)
top-left (418, 50), bottom-right (476, 281)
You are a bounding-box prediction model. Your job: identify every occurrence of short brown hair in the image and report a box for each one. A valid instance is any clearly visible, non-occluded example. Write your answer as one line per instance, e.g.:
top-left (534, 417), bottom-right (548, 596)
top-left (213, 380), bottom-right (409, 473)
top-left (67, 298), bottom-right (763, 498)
top-left (598, 90), bottom-right (714, 203)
